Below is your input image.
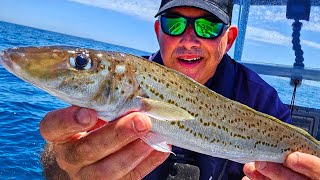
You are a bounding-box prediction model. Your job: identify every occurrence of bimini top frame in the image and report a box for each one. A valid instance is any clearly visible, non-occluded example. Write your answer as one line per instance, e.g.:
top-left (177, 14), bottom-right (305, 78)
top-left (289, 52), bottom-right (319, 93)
top-left (233, 0), bottom-right (320, 82)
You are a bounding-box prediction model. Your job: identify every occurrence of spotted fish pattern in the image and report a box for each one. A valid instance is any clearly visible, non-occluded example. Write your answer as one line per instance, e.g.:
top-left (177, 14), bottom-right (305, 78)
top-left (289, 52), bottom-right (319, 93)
top-left (1, 46), bottom-right (319, 164)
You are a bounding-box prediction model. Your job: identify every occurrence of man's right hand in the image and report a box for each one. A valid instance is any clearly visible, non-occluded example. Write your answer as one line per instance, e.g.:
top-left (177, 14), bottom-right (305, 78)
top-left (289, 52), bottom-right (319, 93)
top-left (40, 106), bottom-right (169, 179)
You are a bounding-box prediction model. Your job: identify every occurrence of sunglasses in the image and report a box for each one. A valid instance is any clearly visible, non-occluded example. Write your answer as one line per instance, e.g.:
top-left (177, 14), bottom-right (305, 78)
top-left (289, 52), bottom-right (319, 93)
top-left (160, 14), bottom-right (227, 39)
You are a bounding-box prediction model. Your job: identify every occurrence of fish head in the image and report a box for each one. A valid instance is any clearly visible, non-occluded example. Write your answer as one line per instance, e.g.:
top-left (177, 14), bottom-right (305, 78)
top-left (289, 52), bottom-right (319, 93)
top-left (0, 46), bottom-right (116, 107)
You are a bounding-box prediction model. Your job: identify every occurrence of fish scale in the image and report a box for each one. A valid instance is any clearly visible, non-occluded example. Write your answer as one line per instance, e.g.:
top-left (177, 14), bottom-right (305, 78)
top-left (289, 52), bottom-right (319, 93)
top-left (128, 54), bottom-right (319, 163)
top-left (0, 46), bottom-right (319, 164)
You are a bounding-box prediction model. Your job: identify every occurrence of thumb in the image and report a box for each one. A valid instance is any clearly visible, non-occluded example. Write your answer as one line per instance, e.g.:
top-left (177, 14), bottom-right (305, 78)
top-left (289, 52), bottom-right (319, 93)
top-left (40, 106), bottom-right (98, 143)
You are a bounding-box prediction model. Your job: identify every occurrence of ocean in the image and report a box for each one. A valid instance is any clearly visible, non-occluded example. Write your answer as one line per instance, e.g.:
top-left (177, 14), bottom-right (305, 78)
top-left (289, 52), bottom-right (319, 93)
top-left (0, 21), bottom-right (319, 179)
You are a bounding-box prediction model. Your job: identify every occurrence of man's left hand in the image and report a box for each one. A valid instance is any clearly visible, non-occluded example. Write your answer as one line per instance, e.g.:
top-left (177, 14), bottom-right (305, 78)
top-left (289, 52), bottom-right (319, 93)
top-left (242, 152), bottom-right (320, 180)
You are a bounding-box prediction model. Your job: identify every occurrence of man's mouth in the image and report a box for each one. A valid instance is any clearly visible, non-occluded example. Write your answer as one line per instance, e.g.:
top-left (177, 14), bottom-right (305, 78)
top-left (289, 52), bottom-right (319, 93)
top-left (178, 57), bottom-right (203, 64)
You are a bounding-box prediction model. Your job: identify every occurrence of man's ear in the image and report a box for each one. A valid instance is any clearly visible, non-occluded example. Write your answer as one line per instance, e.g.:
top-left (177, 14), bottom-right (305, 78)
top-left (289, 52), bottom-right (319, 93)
top-left (225, 26), bottom-right (238, 52)
top-left (154, 20), bottom-right (160, 41)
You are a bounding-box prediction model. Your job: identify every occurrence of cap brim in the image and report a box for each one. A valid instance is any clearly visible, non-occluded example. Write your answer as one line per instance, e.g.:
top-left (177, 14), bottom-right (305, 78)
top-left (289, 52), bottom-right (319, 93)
top-left (155, 0), bottom-right (229, 24)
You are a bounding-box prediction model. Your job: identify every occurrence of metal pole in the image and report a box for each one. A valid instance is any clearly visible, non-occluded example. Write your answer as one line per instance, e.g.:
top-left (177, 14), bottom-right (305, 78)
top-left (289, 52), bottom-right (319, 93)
top-left (234, 0), bottom-right (250, 61)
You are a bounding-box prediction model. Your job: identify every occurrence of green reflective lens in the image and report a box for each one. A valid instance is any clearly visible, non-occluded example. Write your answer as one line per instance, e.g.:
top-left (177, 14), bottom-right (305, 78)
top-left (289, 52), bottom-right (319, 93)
top-left (161, 16), bottom-right (187, 35)
top-left (160, 15), bottom-right (225, 39)
top-left (195, 18), bottom-right (224, 38)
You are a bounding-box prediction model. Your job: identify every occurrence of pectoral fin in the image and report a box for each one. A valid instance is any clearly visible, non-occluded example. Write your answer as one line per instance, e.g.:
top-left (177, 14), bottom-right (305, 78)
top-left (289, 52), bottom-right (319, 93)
top-left (141, 132), bottom-right (174, 155)
top-left (136, 97), bottom-right (194, 121)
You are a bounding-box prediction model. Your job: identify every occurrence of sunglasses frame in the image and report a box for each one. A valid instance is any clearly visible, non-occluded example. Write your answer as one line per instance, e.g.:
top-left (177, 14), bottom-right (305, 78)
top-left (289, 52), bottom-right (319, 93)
top-left (160, 14), bottom-right (228, 39)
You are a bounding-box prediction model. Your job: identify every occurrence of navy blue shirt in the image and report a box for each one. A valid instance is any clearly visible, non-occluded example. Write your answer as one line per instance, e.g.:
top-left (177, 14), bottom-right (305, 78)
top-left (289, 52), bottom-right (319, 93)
top-left (144, 52), bottom-right (292, 180)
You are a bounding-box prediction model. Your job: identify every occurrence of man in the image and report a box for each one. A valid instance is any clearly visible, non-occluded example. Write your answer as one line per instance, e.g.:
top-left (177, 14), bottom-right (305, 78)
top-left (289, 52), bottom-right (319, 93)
top-left (40, 0), bottom-right (320, 179)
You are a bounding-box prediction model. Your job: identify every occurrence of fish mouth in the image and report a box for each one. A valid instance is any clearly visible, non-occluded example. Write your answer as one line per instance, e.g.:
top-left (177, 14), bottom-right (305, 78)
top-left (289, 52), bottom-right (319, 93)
top-left (0, 48), bottom-right (27, 80)
top-left (0, 49), bottom-right (16, 74)
top-left (0, 48), bottom-right (67, 100)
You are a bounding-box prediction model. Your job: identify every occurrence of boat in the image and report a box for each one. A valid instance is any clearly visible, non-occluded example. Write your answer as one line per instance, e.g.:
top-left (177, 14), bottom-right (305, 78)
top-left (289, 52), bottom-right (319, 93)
top-left (234, 0), bottom-right (320, 140)
top-left (150, 1), bottom-right (320, 179)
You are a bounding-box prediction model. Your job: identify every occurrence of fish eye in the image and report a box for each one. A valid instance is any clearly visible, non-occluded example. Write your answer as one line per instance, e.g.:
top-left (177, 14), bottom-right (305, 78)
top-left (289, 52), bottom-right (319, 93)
top-left (70, 54), bottom-right (92, 70)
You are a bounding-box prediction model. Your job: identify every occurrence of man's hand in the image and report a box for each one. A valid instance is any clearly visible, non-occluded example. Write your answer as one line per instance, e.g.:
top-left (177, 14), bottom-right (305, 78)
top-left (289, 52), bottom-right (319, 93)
top-left (40, 106), bottom-right (169, 179)
top-left (242, 152), bottom-right (320, 180)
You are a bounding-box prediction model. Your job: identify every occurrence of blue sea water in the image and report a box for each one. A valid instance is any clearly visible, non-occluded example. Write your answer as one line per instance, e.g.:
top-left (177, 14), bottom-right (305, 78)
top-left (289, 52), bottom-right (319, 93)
top-left (0, 21), bottom-right (319, 179)
top-left (0, 21), bottom-right (150, 180)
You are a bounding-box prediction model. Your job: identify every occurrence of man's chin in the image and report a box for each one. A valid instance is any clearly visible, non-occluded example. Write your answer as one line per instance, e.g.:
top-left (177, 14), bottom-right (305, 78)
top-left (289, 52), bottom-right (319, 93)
top-left (182, 71), bottom-right (198, 80)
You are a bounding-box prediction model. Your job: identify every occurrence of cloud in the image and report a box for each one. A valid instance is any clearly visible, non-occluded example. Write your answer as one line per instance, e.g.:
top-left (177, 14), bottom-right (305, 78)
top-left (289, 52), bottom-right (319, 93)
top-left (69, 1), bottom-right (320, 32)
top-left (246, 27), bottom-right (320, 49)
top-left (235, 5), bottom-right (320, 48)
top-left (68, 1), bottom-right (320, 48)
top-left (246, 6), bottom-right (320, 33)
top-left (68, 0), bottom-right (160, 21)
top-left (301, 39), bottom-right (320, 49)
top-left (246, 27), bottom-right (291, 46)
top-left (303, 7), bottom-right (320, 32)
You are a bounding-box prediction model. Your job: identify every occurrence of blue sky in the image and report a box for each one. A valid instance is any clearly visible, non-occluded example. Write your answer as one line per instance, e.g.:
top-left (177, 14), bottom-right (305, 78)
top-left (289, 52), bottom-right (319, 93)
top-left (1, 0), bottom-right (320, 68)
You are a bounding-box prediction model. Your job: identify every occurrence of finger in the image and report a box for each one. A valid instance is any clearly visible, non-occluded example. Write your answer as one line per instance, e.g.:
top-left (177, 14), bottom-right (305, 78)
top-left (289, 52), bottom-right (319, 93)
top-left (123, 149), bottom-right (170, 179)
top-left (242, 177), bottom-right (251, 180)
top-left (76, 139), bottom-right (154, 179)
top-left (40, 106), bottom-right (98, 142)
top-left (56, 112), bottom-right (152, 167)
top-left (285, 152), bottom-right (320, 180)
top-left (243, 162), bottom-right (270, 180)
top-left (254, 161), bottom-right (308, 180)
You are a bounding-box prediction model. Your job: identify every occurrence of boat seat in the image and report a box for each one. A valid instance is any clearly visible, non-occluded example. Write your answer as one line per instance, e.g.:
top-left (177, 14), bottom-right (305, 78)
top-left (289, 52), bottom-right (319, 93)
top-left (289, 105), bottom-right (320, 140)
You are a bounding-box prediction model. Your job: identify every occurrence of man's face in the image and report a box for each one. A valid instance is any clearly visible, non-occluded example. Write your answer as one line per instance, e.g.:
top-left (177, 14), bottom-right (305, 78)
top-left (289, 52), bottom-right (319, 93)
top-left (155, 7), bottom-right (236, 84)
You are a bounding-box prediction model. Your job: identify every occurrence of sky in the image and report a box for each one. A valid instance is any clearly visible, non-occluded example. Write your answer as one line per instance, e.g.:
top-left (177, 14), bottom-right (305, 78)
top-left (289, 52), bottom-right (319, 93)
top-left (0, 0), bottom-right (320, 68)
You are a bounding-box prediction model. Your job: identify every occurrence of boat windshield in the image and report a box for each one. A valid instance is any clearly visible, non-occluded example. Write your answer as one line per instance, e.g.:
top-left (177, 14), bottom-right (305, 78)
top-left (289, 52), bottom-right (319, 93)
top-left (230, 0), bottom-right (320, 109)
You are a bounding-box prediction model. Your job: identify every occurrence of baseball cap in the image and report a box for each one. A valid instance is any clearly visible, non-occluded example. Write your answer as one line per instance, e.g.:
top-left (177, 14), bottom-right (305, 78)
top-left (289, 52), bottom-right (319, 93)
top-left (155, 0), bottom-right (233, 24)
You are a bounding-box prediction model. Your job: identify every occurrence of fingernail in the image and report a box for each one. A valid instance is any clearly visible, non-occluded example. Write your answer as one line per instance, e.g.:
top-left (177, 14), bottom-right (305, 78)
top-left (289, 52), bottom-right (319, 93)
top-left (75, 108), bottom-right (91, 126)
top-left (256, 162), bottom-right (267, 170)
top-left (246, 162), bottom-right (256, 174)
top-left (132, 115), bottom-right (147, 132)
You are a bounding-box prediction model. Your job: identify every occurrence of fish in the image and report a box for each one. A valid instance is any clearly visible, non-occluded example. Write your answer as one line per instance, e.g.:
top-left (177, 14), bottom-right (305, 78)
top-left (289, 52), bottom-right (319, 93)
top-left (0, 46), bottom-right (319, 164)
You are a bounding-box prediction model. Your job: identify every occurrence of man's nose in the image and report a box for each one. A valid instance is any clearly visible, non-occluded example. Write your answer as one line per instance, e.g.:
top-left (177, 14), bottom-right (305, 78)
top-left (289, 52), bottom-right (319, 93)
top-left (179, 24), bottom-right (201, 50)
